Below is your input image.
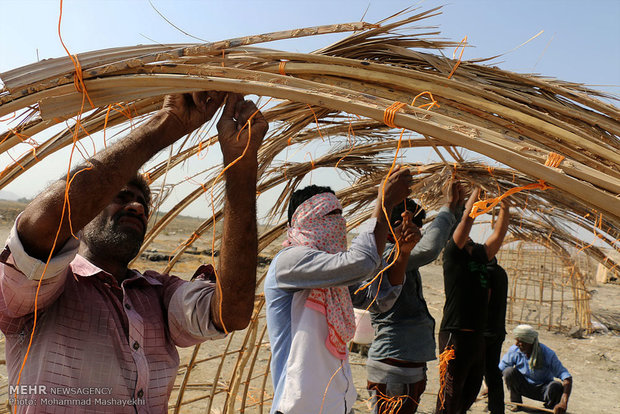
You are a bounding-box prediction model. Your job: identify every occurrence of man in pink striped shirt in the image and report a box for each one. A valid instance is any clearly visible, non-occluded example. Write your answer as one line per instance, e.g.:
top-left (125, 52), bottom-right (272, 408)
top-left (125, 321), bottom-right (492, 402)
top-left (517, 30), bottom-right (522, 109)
top-left (0, 92), bottom-right (267, 413)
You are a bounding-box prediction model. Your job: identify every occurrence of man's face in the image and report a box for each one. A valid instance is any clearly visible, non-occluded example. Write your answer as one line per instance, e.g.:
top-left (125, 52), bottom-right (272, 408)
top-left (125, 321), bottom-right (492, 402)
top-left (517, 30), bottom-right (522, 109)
top-left (515, 338), bottom-right (534, 356)
top-left (82, 185), bottom-right (149, 264)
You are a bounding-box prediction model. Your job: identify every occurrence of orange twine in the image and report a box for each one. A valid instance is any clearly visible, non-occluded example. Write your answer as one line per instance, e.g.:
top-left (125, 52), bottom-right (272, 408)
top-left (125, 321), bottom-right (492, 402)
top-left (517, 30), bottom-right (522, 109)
top-left (411, 91), bottom-right (440, 111)
top-left (544, 152), bottom-right (565, 168)
top-left (335, 117), bottom-right (357, 169)
top-left (304, 152), bottom-right (315, 169)
top-left (448, 36), bottom-right (467, 79)
top-left (0, 112), bottom-right (16, 122)
top-left (470, 152), bottom-right (563, 218)
top-left (470, 180), bottom-right (551, 218)
top-left (278, 60), bottom-right (288, 76)
top-left (359, 95), bottom-right (442, 304)
top-left (306, 104), bottom-right (325, 141)
top-left (143, 172), bottom-right (153, 184)
top-left (370, 387), bottom-right (417, 413)
top-left (438, 345), bottom-right (456, 409)
top-left (383, 102), bottom-right (406, 128)
top-left (319, 363), bottom-right (343, 414)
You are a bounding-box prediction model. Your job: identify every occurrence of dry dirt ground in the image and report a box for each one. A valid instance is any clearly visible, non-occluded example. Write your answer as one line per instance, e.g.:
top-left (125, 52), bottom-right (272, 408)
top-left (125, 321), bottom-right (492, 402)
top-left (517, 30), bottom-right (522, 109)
top-left (0, 202), bottom-right (618, 413)
top-left (348, 263), bottom-right (620, 414)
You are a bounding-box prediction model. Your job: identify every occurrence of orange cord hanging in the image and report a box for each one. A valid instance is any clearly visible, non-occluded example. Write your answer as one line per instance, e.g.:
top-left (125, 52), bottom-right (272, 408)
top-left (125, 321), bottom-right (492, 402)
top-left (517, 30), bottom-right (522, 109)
top-left (208, 97), bottom-right (272, 334)
top-left (358, 95), bottom-right (443, 306)
top-left (469, 179), bottom-right (551, 218)
top-left (438, 345), bottom-right (456, 409)
top-left (306, 104), bottom-right (325, 141)
top-left (469, 152), bottom-right (564, 218)
top-left (448, 36), bottom-right (467, 79)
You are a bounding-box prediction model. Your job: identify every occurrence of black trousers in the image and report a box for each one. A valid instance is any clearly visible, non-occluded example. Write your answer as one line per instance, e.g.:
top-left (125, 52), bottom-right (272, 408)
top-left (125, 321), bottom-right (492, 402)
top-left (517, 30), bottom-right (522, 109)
top-left (435, 331), bottom-right (485, 414)
top-left (502, 366), bottom-right (563, 409)
top-left (484, 334), bottom-right (505, 414)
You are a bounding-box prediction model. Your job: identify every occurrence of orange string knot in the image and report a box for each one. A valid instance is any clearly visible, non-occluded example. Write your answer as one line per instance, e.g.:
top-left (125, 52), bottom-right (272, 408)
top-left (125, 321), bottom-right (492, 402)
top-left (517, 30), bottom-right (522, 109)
top-left (544, 152), bottom-right (565, 168)
top-left (383, 101), bottom-right (406, 128)
top-left (143, 172), bottom-right (153, 184)
top-left (186, 232), bottom-right (199, 246)
top-left (411, 91), bottom-right (440, 111)
top-left (278, 60), bottom-right (288, 76)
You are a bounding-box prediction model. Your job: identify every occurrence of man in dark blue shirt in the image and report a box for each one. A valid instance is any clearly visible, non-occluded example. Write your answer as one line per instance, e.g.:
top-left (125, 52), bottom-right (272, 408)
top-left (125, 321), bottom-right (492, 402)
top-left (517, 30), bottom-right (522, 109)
top-left (499, 325), bottom-right (572, 413)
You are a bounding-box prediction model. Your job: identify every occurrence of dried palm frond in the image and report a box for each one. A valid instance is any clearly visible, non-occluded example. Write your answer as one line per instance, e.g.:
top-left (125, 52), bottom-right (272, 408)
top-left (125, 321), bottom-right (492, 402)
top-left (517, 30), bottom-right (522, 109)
top-left (1, 7), bottom-right (618, 412)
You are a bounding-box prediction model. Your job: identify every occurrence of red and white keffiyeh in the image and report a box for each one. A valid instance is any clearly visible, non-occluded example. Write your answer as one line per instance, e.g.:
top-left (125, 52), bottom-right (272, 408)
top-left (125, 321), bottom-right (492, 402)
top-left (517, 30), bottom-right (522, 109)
top-left (284, 192), bottom-right (356, 359)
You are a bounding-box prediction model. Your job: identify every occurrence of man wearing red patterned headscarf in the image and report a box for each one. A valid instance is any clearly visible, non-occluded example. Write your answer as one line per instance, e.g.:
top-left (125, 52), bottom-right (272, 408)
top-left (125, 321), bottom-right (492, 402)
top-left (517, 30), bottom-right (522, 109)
top-left (265, 166), bottom-right (415, 414)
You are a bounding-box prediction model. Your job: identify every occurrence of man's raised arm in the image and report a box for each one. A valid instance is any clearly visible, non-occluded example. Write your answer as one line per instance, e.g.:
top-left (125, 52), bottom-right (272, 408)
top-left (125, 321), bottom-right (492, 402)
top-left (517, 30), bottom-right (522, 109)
top-left (371, 165), bottom-right (413, 258)
top-left (484, 199), bottom-right (510, 261)
top-left (452, 187), bottom-right (480, 249)
top-left (211, 95), bottom-right (268, 331)
top-left (18, 92), bottom-right (225, 261)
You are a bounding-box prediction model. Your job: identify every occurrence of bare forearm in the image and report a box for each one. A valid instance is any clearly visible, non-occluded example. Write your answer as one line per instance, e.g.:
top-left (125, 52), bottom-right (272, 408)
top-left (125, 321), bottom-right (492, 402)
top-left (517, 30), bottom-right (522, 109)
top-left (211, 163), bottom-right (258, 331)
top-left (18, 112), bottom-right (180, 260)
top-left (453, 189), bottom-right (479, 249)
top-left (561, 378), bottom-right (572, 404)
top-left (484, 205), bottom-right (510, 259)
top-left (371, 197), bottom-right (393, 259)
top-left (453, 215), bottom-right (474, 249)
top-left (387, 250), bottom-right (409, 286)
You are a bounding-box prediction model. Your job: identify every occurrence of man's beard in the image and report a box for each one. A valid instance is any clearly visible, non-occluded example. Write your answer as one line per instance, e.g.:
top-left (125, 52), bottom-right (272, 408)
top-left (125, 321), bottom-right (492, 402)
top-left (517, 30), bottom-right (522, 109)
top-left (82, 213), bottom-right (145, 265)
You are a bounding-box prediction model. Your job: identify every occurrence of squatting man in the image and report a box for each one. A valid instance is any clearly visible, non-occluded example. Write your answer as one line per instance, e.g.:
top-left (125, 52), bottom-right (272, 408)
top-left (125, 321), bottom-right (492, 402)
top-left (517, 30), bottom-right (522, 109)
top-left (0, 91), bottom-right (267, 412)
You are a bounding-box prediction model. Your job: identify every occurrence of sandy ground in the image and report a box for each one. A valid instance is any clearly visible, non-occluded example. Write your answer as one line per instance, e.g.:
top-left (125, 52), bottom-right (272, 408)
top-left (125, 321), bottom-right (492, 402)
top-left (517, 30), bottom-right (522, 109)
top-left (347, 263), bottom-right (620, 414)
top-left (0, 212), bottom-right (618, 413)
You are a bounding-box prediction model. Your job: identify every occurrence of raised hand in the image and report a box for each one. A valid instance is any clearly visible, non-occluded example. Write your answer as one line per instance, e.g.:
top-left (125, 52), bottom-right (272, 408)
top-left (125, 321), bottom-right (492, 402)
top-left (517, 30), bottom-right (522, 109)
top-left (465, 187), bottom-right (481, 214)
top-left (162, 91), bottom-right (226, 140)
top-left (380, 165), bottom-right (413, 209)
top-left (216, 94), bottom-right (268, 166)
top-left (397, 211), bottom-right (422, 254)
top-left (444, 179), bottom-right (466, 212)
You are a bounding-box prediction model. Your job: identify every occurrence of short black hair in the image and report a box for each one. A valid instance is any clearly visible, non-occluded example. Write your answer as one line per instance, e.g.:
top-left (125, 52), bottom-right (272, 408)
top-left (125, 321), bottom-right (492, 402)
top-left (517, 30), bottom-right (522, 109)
top-left (288, 185), bottom-right (335, 224)
top-left (390, 198), bottom-right (426, 228)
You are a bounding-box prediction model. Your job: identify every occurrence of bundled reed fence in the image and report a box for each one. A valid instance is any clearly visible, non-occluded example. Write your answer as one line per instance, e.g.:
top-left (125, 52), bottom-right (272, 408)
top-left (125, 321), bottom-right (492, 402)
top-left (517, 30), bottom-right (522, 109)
top-left (0, 6), bottom-right (618, 413)
top-left (498, 242), bottom-right (593, 332)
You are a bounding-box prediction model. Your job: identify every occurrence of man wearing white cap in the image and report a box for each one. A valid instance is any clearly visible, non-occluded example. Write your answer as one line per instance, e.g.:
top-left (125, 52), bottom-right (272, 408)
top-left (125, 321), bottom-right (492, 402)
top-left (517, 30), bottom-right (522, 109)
top-left (499, 324), bottom-right (572, 413)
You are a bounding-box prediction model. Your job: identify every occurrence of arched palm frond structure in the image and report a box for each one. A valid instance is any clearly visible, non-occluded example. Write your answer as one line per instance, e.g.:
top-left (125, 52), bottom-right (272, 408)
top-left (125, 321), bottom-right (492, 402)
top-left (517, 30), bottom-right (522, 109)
top-left (0, 7), bottom-right (618, 413)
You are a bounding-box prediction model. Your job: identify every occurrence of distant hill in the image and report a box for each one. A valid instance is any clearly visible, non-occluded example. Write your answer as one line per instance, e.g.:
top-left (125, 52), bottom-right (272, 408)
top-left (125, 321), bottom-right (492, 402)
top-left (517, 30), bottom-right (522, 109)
top-left (0, 190), bottom-right (24, 202)
top-left (0, 199), bottom-right (28, 224)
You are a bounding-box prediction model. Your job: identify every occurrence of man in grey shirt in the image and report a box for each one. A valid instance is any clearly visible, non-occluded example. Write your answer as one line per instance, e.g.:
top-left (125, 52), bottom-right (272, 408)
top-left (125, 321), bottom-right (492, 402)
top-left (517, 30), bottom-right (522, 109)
top-left (360, 181), bottom-right (465, 414)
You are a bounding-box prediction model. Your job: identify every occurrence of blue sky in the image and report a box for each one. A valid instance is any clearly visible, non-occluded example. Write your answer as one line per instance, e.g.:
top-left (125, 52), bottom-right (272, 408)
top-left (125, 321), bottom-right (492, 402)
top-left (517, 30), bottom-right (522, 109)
top-left (0, 0), bottom-right (619, 220)
top-left (2, 0), bottom-right (618, 88)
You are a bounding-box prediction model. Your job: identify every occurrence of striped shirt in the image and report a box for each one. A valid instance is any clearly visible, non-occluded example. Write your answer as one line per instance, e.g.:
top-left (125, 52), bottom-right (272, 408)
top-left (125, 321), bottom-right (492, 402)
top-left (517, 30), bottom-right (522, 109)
top-left (0, 220), bottom-right (223, 413)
